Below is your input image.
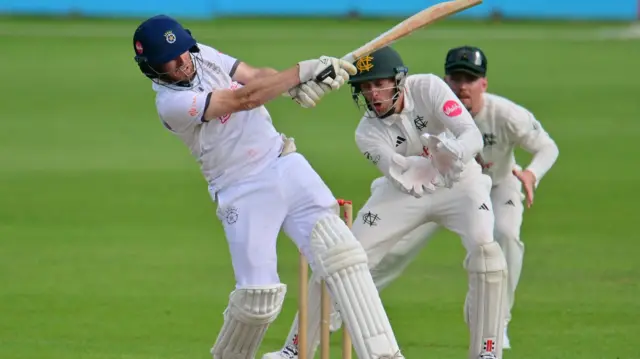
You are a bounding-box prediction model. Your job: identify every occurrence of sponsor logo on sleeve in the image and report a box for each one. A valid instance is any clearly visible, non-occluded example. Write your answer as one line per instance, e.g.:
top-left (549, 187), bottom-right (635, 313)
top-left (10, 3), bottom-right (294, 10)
top-left (442, 100), bottom-right (462, 117)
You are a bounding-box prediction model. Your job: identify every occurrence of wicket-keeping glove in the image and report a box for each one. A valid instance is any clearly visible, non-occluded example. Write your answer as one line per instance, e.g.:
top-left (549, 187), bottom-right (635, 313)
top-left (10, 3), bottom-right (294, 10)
top-left (388, 154), bottom-right (440, 198)
top-left (420, 132), bottom-right (465, 185)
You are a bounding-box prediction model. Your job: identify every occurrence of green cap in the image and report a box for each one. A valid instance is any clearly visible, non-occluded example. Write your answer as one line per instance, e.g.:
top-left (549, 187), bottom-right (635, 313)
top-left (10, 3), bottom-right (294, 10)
top-left (444, 45), bottom-right (487, 77)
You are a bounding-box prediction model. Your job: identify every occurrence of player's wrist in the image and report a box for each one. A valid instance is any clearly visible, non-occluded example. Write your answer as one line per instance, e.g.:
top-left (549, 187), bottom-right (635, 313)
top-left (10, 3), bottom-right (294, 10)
top-left (523, 168), bottom-right (538, 181)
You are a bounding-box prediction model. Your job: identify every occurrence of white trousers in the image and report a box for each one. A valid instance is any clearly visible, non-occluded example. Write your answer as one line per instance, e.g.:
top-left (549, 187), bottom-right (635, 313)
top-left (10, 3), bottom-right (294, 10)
top-left (353, 173), bottom-right (496, 272)
top-left (210, 153), bottom-right (337, 288)
top-left (372, 174), bottom-right (525, 323)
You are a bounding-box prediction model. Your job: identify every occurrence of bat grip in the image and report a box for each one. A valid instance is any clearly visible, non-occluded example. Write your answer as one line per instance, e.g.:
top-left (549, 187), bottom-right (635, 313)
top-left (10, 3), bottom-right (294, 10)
top-left (341, 52), bottom-right (356, 64)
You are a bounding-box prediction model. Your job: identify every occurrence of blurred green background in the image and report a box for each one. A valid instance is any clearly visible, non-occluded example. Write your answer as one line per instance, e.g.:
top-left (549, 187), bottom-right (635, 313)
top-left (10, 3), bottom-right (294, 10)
top-left (1, 16), bottom-right (639, 359)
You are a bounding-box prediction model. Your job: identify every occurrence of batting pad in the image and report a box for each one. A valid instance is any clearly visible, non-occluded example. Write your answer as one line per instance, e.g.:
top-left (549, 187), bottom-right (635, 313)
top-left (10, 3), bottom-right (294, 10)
top-left (464, 241), bottom-right (508, 359)
top-left (308, 214), bottom-right (402, 359)
top-left (211, 284), bottom-right (287, 359)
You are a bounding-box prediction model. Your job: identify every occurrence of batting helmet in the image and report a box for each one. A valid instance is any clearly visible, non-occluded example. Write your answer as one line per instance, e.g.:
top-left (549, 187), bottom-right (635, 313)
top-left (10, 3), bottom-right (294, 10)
top-left (132, 15), bottom-right (200, 80)
top-left (348, 46), bottom-right (408, 119)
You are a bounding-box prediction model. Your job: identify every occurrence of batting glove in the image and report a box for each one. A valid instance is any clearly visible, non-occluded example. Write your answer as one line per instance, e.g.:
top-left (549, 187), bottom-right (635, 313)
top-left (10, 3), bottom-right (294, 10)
top-left (298, 56), bottom-right (357, 90)
top-left (285, 80), bottom-right (332, 108)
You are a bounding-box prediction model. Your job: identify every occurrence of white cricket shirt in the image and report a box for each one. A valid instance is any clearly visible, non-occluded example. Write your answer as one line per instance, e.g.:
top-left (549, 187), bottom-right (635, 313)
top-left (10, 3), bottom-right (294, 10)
top-left (355, 74), bottom-right (484, 183)
top-left (153, 43), bottom-right (283, 194)
top-left (473, 93), bottom-right (559, 186)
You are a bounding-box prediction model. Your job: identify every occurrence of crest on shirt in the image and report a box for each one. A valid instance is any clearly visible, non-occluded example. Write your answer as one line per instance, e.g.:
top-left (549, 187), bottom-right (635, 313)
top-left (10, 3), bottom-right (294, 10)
top-left (482, 133), bottom-right (496, 147)
top-left (414, 115), bottom-right (428, 131)
top-left (164, 30), bottom-right (176, 44)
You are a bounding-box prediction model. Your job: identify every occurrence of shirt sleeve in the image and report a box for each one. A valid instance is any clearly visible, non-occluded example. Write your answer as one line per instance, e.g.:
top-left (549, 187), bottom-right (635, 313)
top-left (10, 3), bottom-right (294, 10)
top-left (505, 106), bottom-right (559, 182)
top-left (156, 91), bottom-right (211, 133)
top-left (217, 51), bottom-right (241, 77)
top-left (355, 119), bottom-right (397, 178)
top-left (413, 74), bottom-right (483, 164)
top-left (200, 44), bottom-right (241, 78)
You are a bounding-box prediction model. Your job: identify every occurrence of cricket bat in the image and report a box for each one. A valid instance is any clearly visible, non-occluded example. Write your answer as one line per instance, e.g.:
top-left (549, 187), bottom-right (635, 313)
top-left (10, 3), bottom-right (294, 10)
top-left (342, 0), bottom-right (483, 63)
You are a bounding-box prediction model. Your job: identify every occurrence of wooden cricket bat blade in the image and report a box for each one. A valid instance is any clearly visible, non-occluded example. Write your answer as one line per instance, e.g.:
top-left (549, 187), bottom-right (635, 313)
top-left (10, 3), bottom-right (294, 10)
top-left (342, 0), bottom-right (483, 63)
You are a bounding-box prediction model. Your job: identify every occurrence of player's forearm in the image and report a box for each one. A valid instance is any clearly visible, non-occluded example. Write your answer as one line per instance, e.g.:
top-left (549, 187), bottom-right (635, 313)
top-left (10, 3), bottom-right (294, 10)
top-left (241, 67), bottom-right (279, 84)
top-left (356, 136), bottom-right (395, 178)
top-left (456, 124), bottom-right (484, 163)
top-left (377, 156), bottom-right (394, 178)
top-left (235, 67), bottom-right (300, 110)
top-left (525, 139), bottom-right (559, 182)
top-left (362, 150), bottom-right (393, 178)
top-left (252, 67), bottom-right (279, 78)
top-left (370, 151), bottom-right (397, 180)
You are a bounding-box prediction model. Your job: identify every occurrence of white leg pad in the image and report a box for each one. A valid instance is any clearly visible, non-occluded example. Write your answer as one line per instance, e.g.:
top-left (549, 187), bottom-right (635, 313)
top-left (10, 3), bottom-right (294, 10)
top-left (308, 214), bottom-right (403, 359)
top-left (211, 284), bottom-right (287, 359)
top-left (464, 241), bottom-right (508, 359)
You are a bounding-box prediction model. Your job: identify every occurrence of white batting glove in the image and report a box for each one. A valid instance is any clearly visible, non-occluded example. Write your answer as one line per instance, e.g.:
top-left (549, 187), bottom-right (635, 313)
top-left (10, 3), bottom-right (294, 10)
top-left (285, 80), bottom-right (332, 108)
top-left (388, 154), bottom-right (440, 198)
top-left (297, 56), bottom-right (357, 90)
top-left (420, 132), bottom-right (465, 184)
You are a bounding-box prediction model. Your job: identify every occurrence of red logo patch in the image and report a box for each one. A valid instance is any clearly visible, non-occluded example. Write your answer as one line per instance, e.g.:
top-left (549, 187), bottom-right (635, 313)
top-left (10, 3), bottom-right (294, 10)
top-left (188, 96), bottom-right (198, 117)
top-left (483, 339), bottom-right (495, 353)
top-left (218, 113), bottom-right (231, 123)
top-left (135, 41), bottom-right (143, 54)
top-left (443, 100), bottom-right (462, 117)
top-left (421, 146), bottom-right (430, 158)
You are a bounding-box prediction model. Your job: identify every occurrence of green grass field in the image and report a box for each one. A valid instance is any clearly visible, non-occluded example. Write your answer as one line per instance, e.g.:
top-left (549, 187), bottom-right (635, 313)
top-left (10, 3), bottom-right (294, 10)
top-left (1, 16), bottom-right (639, 359)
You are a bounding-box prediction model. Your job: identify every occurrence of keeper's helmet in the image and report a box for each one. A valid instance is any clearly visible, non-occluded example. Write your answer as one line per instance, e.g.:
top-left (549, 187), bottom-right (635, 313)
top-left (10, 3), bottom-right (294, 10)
top-left (347, 46), bottom-right (408, 119)
top-left (132, 15), bottom-right (201, 85)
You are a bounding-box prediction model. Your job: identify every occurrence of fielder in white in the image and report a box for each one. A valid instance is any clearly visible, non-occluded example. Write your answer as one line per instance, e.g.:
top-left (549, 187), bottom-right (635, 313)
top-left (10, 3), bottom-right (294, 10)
top-left (366, 46), bottom-right (560, 349)
top-left (265, 46), bottom-right (509, 359)
top-left (132, 15), bottom-right (407, 359)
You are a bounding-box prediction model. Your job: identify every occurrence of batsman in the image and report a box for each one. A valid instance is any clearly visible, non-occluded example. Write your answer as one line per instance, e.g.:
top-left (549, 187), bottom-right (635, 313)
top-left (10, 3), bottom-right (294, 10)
top-left (265, 46), bottom-right (508, 359)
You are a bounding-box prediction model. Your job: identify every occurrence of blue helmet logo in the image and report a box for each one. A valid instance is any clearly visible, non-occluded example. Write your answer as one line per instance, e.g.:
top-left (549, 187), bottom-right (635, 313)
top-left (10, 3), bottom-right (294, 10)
top-left (164, 30), bottom-right (176, 44)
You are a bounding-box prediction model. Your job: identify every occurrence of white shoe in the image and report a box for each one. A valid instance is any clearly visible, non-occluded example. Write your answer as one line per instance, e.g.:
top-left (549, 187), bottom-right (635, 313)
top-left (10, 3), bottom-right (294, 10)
top-left (503, 326), bottom-right (511, 349)
top-left (262, 348), bottom-right (297, 359)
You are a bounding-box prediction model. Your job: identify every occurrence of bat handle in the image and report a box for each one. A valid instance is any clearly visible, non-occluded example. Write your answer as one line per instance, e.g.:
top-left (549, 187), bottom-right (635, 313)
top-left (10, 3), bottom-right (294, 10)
top-left (341, 52), bottom-right (356, 64)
